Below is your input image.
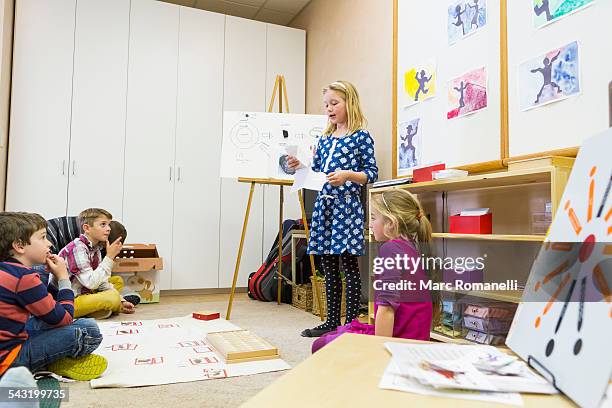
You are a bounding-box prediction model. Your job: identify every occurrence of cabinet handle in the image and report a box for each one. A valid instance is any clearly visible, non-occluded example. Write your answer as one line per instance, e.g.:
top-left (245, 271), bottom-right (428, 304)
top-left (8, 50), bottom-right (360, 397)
top-left (62, 160), bottom-right (66, 176)
top-left (169, 166), bottom-right (172, 181)
top-left (71, 160), bottom-right (76, 176)
top-left (178, 167), bottom-right (181, 182)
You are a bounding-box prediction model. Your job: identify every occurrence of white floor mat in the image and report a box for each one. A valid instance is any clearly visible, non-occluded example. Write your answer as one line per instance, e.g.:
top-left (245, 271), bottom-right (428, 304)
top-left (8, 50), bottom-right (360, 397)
top-left (89, 315), bottom-right (291, 388)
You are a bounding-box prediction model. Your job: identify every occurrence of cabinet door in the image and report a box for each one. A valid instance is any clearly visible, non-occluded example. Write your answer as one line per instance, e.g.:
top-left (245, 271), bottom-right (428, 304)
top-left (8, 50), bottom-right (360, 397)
top-left (6, 0), bottom-right (75, 218)
top-left (123, 0), bottom-right (179, 290)
top-left (262, 25), bottom-right (306, 260)
top-left (67, 0), bottom-right (129, 218)
top-left (171, 7), bottom-right (224, 290)
top-left (218, 16), bottom-right (267, 288)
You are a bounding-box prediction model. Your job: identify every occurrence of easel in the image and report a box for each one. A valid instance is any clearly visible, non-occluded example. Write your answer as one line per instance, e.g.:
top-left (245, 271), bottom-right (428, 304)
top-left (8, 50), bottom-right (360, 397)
top-left (226, 75), bottom-right (324, 321)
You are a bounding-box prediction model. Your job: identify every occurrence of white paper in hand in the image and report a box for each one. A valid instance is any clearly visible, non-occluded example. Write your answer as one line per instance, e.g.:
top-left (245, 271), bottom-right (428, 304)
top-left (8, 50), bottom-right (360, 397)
top-left (291, 168), bottom-right (327, 193)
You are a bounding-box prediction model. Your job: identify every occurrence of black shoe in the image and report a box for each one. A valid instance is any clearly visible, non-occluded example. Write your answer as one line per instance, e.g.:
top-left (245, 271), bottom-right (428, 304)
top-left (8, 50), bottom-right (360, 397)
top-left (301, 327), bottom-right (333, 337)
top-left (123, 294), bottom-right (141, 306)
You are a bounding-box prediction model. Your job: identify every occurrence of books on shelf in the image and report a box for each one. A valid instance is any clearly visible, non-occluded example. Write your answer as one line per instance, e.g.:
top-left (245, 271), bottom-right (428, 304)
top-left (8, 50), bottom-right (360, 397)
top-left (371, 177), bottom-right (413, 188)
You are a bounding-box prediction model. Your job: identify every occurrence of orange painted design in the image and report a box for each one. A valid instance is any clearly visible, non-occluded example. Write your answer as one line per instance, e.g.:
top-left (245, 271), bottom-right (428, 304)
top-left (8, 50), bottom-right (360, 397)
top-left (551, 242), bottom-right (573, 251)
top-left (588, 179), bottom-right (594, 222)
top-left (589, 166), bottom-right (597, 177)
top-left (593, 265), bottom-right (611, 303)
top-left (535, 316), bottom-right (541, 328)
top-left (608, 225), bottom-right (612, 236)
top-left (567, 208), bottom-right (582, 235)
top-left (543, 274), bottom-right (571, 316)
top-left (605, 206), bottom-right (612, 222)
top-left (543, 260), bottom-right (569, 284)
top-left (565, 200), bottom-right (571, 210)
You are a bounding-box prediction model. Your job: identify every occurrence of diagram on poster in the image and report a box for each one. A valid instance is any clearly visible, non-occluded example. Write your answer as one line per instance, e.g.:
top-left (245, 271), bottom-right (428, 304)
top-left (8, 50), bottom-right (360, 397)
top-left (220, 112), bottom-right (327, 180)
top-left (397, 118), bottom-right (422, 176)
top-left (507, 128), bottom-right (612, 408)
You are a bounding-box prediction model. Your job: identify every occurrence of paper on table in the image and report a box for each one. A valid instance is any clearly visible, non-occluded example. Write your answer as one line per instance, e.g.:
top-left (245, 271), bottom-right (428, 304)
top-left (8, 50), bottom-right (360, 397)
top-left (384, 342), bottom-right (557, 395)
top-left (291, 167), bottom-right (327, 193)
top-left (379, 359), bottom-right (524, 406)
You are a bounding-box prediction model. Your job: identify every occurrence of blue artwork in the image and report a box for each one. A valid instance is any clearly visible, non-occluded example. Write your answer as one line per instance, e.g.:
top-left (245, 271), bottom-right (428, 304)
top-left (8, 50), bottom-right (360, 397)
top-left (447, 0), bottom-right (487, 45)
top-left (397, 118), bottom-right (421, 176)
top-left (519, 41), bottom-right (580, 111)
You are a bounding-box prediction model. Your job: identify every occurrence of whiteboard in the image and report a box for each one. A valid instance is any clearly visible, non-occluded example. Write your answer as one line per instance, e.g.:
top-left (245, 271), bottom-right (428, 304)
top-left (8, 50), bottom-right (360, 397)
top-left (220, 111), bottom-right (327, 179)
top-left (507, 0), bottom-right (612, 156)
top-left (396, 0), bottom-right (501, 173)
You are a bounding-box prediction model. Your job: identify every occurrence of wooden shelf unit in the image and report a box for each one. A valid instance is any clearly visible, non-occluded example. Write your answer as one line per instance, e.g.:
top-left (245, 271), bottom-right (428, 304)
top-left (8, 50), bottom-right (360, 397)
top-left (367, 158), bottom-right (574, 346)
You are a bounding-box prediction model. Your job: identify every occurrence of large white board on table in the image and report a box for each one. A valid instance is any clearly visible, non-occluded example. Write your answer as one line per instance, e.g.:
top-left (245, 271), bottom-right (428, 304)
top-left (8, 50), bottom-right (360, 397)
top-left (220, 111), bottom-right (327, 180)
top-left (396, 0), bottom-right (501, 175)
top-left (507, 0), bottom-right (612, 156)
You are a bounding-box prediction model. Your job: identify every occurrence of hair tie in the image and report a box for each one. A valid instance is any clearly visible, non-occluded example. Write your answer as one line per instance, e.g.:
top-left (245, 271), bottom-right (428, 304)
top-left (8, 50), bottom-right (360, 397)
top-left (330, 81), bottom-right (347, 90)
top-left (381, 193), bottom-right (391, 212)
top-left (417, 211), bottom-right (424, 221)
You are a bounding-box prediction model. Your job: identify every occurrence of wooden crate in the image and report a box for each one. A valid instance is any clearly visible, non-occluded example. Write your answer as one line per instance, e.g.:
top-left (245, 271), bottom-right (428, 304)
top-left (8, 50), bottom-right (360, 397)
top-left (291, 283), bottom-right (313, 312)
top-left (311, 277), bottom-right (346, 317)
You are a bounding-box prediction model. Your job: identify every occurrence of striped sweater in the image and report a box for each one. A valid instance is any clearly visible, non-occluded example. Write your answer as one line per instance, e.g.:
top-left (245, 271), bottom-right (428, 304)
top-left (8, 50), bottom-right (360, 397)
top-left (0, 259), bottom-right (74, 376)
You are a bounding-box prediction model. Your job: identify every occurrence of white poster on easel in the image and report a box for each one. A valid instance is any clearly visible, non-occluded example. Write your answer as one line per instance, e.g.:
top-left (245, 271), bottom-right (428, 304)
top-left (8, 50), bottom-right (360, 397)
top-left (507, 128), bottom-right (612, 408)
top-left (220, 111), bottom-right (327, 180)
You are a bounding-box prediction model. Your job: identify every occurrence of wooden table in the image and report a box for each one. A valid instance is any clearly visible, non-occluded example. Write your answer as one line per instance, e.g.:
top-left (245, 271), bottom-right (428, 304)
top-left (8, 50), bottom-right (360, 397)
top-left (243, 333), bottom-right (576, 407)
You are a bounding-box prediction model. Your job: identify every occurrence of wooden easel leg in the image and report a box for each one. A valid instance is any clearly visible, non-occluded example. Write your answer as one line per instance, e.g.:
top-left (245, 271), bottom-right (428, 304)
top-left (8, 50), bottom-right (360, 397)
top-left (226, 182), bottom-right (256, 320)
top-left (268, 76), bottom-right (280, 113)
top-left (298, 190), bottom-right (324, 321)
top-left (281, 75), bottom-right (290, 114)
top-left (277, 186), bottom-right (284, 305)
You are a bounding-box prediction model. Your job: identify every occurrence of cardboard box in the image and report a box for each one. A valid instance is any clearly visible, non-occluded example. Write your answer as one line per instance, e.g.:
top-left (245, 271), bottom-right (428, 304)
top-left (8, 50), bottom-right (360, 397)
top-left (112, 244), bottom-right (163, 303)
top-left (449, 213), bottom-right (493, 234)
top-left (413, 163), bottom-right (446, 183)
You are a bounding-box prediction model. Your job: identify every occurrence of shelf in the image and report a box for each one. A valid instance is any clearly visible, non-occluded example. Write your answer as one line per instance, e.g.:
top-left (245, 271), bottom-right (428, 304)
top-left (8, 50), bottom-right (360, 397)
top-left (444, 289), bottom-right (524, 303)
top-left (429, 331), bottom-right (474, 345)
top-left (432, 233), bottom-right (545, 242)
top-left (370, 167), bottom-right (556, 194)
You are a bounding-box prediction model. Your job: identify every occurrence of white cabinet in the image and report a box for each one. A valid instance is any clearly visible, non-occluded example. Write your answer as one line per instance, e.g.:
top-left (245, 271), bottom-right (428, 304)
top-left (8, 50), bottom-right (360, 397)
top-left (67, 0), bottom-right (129, 219)
top-left (218, 16), bottom-right (267, 288)
top-left (122, 0), bottom-right (179, 290)
top-left (6, 0), bottom-right (76, 218)
top-left (171, 7), bottom-right (224, 290)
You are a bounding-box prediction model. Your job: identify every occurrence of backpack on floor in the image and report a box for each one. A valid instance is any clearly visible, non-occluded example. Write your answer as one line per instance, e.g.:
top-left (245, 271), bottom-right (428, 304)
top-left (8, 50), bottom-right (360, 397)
top-left (248, 219), bottom-right (304, 302)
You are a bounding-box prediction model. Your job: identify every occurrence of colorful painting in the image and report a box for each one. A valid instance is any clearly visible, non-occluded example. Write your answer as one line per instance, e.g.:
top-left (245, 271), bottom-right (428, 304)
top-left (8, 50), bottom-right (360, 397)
top-left (397, 118), bottom-right (422, 176)
top-left (519, 41), bottom-right (580, 111)
top-left (447, 0), bottom-right (487, 45)
top-left (533, 0), bottom-right (596, 28)
top-left (402, 60), bottom-right (436, 107)
top-left (447, 67), bottom-right (488, 119)
top-left (507, 128), bottom-right (612, 408)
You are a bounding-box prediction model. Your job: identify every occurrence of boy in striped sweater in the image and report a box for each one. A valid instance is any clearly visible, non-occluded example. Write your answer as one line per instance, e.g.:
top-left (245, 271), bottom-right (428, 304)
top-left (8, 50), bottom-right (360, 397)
top-left (0, 212), bottom-right (106, 381)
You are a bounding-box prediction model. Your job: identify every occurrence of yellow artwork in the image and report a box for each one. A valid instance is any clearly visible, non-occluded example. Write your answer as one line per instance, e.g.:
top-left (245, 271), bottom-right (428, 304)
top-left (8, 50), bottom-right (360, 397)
top-left (402, 60), bottom-right (437, 107)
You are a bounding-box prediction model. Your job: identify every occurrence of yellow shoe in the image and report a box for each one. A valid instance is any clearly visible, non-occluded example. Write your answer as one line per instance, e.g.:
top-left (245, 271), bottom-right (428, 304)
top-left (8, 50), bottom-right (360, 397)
top-left (48, 354), bottom-right (108, 381)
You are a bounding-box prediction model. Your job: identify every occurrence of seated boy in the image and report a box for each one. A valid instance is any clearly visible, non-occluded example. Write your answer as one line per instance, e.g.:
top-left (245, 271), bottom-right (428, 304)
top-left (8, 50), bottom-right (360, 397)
top-left (59, 208), bottom-right (135, 319)
top-left (0, 212), bottom-right (106, 381)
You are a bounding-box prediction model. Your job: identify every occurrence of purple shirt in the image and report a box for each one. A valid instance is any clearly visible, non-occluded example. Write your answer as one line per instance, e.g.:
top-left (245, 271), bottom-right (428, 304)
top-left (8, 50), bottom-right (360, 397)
top-left (374, 238), bottom-right (432, 340)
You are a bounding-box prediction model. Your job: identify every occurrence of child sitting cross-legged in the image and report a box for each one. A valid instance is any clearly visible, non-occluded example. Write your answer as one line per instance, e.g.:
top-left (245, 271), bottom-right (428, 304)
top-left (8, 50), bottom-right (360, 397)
top-left (58, 208), bottom-right (135, 319)
top-left (0, 212), bottom-right (106, 381)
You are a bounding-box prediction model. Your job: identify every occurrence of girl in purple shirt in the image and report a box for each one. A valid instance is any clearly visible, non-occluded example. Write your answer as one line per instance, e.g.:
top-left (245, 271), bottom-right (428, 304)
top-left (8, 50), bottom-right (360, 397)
top-left (312, 189), bottom-right (436, 352)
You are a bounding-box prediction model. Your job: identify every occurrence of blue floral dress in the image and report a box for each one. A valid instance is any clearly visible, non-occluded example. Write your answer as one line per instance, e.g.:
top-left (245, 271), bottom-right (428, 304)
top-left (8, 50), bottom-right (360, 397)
top-left (307, 129), bottom-right (378, 256)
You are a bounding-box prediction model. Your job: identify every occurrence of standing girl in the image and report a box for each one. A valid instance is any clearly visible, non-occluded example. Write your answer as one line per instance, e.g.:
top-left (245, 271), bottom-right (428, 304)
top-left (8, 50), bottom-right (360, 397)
top-left (312, 189), bottom-right (435, 352)
top-left (288, 80), bottom-right (378, 337)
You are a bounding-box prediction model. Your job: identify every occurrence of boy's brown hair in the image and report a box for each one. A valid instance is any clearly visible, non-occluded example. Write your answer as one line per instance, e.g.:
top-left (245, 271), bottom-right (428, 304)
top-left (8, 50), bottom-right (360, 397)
top-left (0, 212), bottom-right (47, 261)
top-left (78, 208), bottom-right (112, 231)
top-left (108, 220), bottom-right (127, 244)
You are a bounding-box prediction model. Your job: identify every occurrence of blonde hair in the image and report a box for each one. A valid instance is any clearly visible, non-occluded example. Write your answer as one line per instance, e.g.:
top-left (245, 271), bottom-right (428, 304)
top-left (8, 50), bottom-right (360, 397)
top-left (323, 80), bottom-right (367, 136)
top-left (370, 190), bottom-right (432, 244)
top-left (78, 208), bottom-right (112, 230)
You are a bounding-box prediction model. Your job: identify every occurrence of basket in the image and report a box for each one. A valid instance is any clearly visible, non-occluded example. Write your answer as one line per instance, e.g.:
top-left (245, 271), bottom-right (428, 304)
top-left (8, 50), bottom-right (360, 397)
top-left (291, 283), bottom-right (313, 312)
top-left (310, 276), bottom-right (346, 317)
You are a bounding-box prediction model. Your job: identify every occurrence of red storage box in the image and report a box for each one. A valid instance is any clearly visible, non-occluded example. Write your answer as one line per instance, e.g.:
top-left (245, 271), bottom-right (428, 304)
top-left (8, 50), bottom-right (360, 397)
top-left (449, 213), bottom-right (492, 234)
top-left (413, 163), bottom-right (446, 183)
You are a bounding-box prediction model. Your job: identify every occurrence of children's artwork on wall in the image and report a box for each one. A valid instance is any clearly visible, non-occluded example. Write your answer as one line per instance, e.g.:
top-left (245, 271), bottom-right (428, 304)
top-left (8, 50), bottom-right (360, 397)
top-left (402, 61), bottom-right (437, 108)
top-left (397, 118), bottom-right (422, 176)
top-left (532, 0), bottom-right (596, 29)
top-left (507, 128), bottom-right (612, 408)
top-left (519, 41), bottom-right (580, 111)
top-left (447, 0), bottom-right (487, 45)
top-left (447, 67), bottom-right (488, 119)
